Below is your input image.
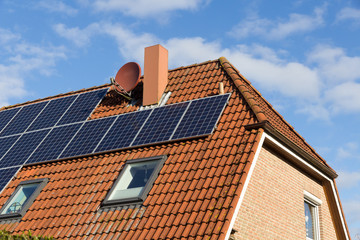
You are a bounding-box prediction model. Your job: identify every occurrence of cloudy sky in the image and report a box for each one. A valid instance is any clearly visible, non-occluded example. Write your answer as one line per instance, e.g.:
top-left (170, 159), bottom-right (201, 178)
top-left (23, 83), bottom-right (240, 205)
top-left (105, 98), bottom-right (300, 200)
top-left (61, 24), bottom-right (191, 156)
top-left (1, 0), bottom-right (360, 237)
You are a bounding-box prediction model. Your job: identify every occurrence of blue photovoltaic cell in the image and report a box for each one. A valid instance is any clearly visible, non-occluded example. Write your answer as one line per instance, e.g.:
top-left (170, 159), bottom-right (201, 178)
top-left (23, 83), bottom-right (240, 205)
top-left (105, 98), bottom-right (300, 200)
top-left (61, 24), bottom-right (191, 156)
top-left (57, 88), bottom-right (108, 125)
top-left (0, 93), bottom-right (229, 190)
top-left (132, 102), bottom-right (189, 146)
top-left (0, 129), bottom-right (49, 168)
top-left (0, 101), bottom-right (48, 137)
top-left (0, 135), bottom-right (20, 159)
top-left (96, 110), bottom-right (151, 152)
top-left (0, 166), bottom-right (20, 193)
top-left (172, 94), bottom-right (230, 140)
top-left (27, 95), bottom-right (77, 131)
top-left (60, 117), bottom-right (116, 158)
top-left (26, 123), bottom-right (82, 164)
top-left (0, 108), bottom-right (20, 133)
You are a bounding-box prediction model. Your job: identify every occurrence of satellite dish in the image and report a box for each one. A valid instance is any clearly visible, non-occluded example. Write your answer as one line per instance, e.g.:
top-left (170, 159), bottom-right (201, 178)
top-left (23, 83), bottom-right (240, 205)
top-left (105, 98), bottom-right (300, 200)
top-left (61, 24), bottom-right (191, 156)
top-left (112, 62), bottom-right (141, 96)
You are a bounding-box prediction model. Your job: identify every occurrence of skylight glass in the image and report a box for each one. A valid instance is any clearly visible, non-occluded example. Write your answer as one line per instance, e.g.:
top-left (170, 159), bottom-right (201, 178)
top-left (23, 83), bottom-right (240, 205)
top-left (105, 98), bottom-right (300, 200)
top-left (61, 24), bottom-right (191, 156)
top-left (0, 178), bottom-right (47, 219)
top-left (108, 160), bottom-right (158, 201)
top-left (1, 183), bottom-right (38, 214)
top-left (103, 156), bottom-right (166, 206)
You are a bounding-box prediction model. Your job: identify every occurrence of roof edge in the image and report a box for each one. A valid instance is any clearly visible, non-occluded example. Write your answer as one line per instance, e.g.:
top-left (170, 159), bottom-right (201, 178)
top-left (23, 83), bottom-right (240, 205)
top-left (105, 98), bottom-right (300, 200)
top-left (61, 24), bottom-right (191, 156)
top-left (219, 57), bottom-right (267, 124)
top-left (245, 121), bottom-right (337, 178)
top-left (219, 57), bottom-right (330, 168)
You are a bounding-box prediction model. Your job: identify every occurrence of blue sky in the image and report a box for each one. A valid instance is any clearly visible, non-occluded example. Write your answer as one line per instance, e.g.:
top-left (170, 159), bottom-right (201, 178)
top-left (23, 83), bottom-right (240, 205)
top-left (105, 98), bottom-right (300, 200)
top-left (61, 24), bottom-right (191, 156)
top-left (1, 0), bottom-right (360, 237)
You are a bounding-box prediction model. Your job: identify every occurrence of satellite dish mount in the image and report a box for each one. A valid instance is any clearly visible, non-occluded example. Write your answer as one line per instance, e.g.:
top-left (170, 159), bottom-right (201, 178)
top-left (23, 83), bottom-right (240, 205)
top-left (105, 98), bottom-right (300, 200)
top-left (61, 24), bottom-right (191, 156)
top-left (111, 62), bottom-right (141, 100)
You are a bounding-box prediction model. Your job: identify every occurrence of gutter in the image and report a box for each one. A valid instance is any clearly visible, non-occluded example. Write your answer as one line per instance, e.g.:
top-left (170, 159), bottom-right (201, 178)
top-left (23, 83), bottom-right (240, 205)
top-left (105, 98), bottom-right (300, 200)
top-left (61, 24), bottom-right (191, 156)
top-left (245, 121), bottom-right (338, 179)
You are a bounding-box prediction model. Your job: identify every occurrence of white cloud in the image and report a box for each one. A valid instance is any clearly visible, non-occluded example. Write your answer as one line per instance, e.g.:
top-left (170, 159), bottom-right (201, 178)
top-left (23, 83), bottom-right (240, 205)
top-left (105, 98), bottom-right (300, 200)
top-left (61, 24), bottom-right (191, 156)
top-left (0, 66), bottom-right (27, 107)
top-left (53, 22), bottom-right (158, 61)
top-left (160, 38), bottom-right (321, 99)
top-left (53, 23), bottom-right (99, 47)
top-left (229, 6), bottom-right (325, 40)
top-left (343, 200), bottom-right (360, 224)
top-left (336, 7), bottom-right (360, 23)
top-left (296, 103), bottom-right (331, 122)
top-left (230, 50), bottom-right (320, 99)
top-left (55, 22), bottom-right (360, 119)
top-left (308, 45), bottom-right (360, 83)
top-left (164, 37), bottom-right (223, 66)
top-left (0, 29), bottom-right (66, 107)
top-left (55, 22), bottom-right (321, 100)
top-left (0, 28), bottom-right (20, 45)
top-left (337, 171), bottom-right (360, 189)
top-left (92, 0), bottom-right (205, 18)
top-left (37, 0), bottom-right (78, 15)
top-left (324, 82), bottom-right (360, 113)
top-left (101, 23), bottom-right (159, 61)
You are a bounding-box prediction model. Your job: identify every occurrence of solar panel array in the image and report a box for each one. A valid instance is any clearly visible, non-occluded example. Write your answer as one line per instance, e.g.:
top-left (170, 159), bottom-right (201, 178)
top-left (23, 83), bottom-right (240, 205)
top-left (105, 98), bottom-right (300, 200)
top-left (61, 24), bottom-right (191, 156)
top-left (0, 88), bottom-right (108, 192)
top-left (0, 91), bottom-right (230, 193)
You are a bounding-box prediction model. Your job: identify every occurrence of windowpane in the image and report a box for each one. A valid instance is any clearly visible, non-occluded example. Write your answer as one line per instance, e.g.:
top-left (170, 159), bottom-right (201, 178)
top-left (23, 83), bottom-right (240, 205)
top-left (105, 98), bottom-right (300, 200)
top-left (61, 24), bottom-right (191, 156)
top-left (108, 160), bottom-right (159, 201)
top-left (305, 201), bottom-right (315, 239)
top-left (1, 183), bottom-right (39, 214)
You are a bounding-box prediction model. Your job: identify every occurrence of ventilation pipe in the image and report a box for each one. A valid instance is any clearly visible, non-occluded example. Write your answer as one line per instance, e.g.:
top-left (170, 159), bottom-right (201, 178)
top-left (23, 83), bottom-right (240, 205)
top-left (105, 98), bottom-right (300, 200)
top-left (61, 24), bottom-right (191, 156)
top-left (143, 44), bottom-right (168, 106)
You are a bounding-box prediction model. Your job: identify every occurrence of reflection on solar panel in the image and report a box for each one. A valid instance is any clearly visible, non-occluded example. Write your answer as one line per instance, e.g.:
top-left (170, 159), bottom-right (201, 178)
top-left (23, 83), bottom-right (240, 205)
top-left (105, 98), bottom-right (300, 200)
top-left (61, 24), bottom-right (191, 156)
top-left (172, 94), bottom-right (230, 140)
top-left (27, 95), bottom-right (77, 131)
top-left (27, 123), bottom-right (83, 164)
top-left (57, 89), bottom-right (108, 125)
top-left (0, 101), bottom-right (47, 137)
top-left (0, 108), bottom-right (20, 133)
top-left (0, 92), bottom-right (230, 193)
top-left (60, 117), bottom-right (116, 158)
top-left (96, 110), bottom-right (152, 152)
top-left (0, 167), bottom-right (20, 194)
top-left (0, 129), bottom-right (50, 168)
top-left (132, 102), bottom-right (189, 146)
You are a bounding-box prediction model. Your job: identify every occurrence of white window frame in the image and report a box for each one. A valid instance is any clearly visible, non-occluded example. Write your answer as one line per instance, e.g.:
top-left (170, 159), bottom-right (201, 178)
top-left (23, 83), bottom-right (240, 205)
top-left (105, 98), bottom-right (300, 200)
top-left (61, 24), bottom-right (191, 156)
top-left (304, 190), bottom-right (322, 240)
top-left (102, 155), bottom-right (166, 206)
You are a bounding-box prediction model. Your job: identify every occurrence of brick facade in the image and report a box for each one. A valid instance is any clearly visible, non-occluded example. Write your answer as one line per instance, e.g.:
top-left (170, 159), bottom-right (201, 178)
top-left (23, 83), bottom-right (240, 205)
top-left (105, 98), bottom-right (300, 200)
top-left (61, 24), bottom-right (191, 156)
top-left (233, 145), bottom-right (338, 239)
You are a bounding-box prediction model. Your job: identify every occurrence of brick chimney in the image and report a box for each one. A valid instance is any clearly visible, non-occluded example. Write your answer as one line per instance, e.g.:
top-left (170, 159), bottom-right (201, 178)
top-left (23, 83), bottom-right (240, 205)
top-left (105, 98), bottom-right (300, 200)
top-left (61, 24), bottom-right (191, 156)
top-left (143, 44), bottom-right (168, 106)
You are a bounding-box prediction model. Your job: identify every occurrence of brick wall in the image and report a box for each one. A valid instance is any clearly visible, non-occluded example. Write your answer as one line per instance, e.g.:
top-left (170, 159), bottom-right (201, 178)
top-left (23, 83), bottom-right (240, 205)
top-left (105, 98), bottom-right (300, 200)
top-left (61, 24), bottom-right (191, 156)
top-left (233, 145), bottom-right (337, 239)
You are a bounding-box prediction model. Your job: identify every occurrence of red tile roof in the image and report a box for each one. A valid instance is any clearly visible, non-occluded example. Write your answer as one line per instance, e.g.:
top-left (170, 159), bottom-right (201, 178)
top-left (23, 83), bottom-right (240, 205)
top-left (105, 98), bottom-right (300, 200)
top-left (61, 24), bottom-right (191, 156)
top-left (0, 57), bottom-right (336, 239)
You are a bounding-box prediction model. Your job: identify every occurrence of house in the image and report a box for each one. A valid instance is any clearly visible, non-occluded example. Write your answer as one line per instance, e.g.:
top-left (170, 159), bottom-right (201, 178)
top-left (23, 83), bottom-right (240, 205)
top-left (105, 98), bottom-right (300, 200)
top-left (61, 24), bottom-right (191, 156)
top-left (0, 44), bottom-right (351, 239)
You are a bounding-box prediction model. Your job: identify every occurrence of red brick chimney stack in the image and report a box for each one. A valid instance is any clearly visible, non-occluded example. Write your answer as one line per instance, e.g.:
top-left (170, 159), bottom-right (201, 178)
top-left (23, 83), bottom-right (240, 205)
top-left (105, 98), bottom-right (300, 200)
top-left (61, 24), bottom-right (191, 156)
top-left (143, 44), bottom-right (168, 106)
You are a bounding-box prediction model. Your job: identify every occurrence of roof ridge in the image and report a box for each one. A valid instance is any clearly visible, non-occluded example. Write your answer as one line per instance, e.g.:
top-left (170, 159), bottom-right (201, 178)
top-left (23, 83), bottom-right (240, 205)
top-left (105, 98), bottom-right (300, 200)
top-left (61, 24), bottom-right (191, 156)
top-left (168, 59), bottom-right (219, 72)
top-left (218, 57), bottom-right (328, 166)
top-left (219, 57), bottom-right (267, 123)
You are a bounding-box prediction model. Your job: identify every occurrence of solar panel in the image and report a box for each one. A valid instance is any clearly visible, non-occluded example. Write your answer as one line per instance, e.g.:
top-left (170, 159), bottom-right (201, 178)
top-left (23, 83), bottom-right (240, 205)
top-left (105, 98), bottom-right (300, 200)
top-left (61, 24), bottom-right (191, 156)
top-left (26, 123), bottom-right (83, 164)
top-left (95, 110), bottom-right (152, 152)
top-left (0, 108), bottom-right (20, 133)
top-left (0, 166), bottom-right (20, 194)
top-left (0, 101), bottom-right (48, 137)
top-left (171, 94), bottom-right (230, 140)
top-left (60, 117), bottom-right (116, 158)
top-left (0, 129), bottom-right (50, 168)
top-left (0, 135), bottom-right (21, 159)
top-left (0, 91), bottom-right (230, 194)
top-left (57, 88), bottom-right (108, 125)
top-left (27, 95), bottom-right (77, 131)
top-left (132, 102), bottom-right (189, 146)
top-left (0, 88), bottom-right (110, 193)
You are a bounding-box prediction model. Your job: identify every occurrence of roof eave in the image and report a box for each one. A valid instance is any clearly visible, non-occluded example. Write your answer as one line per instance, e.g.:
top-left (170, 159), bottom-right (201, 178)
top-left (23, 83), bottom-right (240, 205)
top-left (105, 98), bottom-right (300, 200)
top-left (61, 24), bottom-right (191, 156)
top-left (245, 121), bottom-right (338, 179)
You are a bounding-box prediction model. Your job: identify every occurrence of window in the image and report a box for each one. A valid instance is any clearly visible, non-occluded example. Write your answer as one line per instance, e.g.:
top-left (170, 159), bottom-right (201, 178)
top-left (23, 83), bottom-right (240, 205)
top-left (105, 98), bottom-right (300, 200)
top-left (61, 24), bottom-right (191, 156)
top-left (103, 156), bottom-right (166, 206)
top-left (0, 178), bottom-right (48, 220)
top-left (304, 191), bottom-right (322, 240)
